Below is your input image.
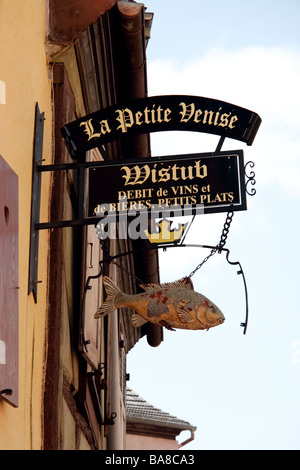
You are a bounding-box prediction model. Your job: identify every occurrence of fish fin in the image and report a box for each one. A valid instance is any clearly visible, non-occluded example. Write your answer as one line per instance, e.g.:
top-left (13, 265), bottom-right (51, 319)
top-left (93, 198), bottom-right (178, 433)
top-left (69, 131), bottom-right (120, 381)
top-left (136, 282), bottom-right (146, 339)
top-left (94, 276), bottom-right (121, 319)
top-left (177, 308), bottom-right (194, 323)
top-left (159, 320), bottom-right (176, 331)
top-left (140, 277), bottom-right (194, 292)
top-left (131, 313), bottom-right (148, 328)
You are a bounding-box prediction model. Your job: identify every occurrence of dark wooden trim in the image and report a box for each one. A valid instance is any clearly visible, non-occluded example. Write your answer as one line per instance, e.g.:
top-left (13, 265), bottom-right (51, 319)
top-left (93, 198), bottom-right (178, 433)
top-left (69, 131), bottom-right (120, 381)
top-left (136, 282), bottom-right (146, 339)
top-left (44, 64), bottom-right (79, 449)
top-left (63, 375), bottom-right (97, 450)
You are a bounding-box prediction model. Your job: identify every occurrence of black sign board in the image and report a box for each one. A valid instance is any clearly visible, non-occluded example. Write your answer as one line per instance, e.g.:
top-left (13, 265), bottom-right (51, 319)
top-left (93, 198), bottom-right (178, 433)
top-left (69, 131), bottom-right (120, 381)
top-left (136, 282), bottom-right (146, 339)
top-left (62, 95), bottom-right (261, 159)
top-left (88, 150), bottom-right (246, 218)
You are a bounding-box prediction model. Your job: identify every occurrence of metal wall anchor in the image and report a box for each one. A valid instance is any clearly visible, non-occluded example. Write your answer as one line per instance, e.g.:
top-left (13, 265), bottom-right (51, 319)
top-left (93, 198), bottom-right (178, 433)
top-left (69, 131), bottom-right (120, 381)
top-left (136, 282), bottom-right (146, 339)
top-left (0, 389), bottom-right (13, 396)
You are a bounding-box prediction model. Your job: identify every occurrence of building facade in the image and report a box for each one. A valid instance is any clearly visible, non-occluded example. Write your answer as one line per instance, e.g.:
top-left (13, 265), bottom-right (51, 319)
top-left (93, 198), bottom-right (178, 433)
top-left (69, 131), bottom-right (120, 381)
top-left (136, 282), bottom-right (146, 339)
top-left (0, 0), bottom-right (165, 450)
top-left (126, 389), bottom-right (196, 450)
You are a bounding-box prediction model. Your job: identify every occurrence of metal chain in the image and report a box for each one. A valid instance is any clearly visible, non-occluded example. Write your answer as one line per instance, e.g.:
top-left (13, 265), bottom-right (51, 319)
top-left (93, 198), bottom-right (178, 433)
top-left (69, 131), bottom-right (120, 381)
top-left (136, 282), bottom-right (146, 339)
top-left (218, 210), bottom-right (234, 250)
top-left (110, 257), bottom-right (144, 285)
top-left (188, 247), bottom-right (218, 278)
top-left (188, 210), bottom-right (234, 278)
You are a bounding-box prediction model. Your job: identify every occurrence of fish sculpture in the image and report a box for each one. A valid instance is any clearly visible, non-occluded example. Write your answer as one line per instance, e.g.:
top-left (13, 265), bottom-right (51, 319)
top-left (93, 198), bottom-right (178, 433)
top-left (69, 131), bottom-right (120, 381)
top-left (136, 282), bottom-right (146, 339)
top-left (95, 276), bottom-right (225, 331)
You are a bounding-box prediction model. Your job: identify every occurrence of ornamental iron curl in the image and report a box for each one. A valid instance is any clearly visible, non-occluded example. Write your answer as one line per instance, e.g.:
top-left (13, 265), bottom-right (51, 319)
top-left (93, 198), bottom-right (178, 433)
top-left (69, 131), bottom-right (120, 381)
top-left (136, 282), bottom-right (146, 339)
top-left (245, 161), bottom-right (256, 196)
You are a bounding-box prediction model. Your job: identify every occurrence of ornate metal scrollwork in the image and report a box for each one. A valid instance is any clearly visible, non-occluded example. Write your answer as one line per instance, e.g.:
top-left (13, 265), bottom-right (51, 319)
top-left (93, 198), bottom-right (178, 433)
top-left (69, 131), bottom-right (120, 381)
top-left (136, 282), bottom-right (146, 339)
top-left (245, 161), bottom-right (256, 196)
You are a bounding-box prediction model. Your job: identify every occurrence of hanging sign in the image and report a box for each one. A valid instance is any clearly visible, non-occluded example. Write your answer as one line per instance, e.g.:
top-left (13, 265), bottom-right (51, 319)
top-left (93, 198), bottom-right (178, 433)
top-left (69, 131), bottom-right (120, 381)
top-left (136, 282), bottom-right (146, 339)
top-left (88, 150), bottom-right (246, 219)
top-left (61, 95), bottom-right (261, 159)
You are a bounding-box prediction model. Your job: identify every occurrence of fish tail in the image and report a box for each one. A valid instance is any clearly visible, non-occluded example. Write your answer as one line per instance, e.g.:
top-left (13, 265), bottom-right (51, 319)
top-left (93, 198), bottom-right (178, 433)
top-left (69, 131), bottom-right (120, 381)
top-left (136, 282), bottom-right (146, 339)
top-left (94, 276), bottom-right (121, 319)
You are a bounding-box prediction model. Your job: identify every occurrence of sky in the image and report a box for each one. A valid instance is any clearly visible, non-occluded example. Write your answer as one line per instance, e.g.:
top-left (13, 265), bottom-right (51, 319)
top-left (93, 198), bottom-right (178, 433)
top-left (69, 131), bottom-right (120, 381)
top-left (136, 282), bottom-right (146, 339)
top-left (127, 0), bottom-right (300, 450)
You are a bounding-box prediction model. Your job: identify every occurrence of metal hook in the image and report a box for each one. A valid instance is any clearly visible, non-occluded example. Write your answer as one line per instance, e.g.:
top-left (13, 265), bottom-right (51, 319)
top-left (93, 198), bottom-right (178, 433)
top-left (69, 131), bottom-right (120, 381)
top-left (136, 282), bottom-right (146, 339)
top-left (81, 263), bottom-right (104, 352)
top-left (223, 248), bottom-right (249, 335)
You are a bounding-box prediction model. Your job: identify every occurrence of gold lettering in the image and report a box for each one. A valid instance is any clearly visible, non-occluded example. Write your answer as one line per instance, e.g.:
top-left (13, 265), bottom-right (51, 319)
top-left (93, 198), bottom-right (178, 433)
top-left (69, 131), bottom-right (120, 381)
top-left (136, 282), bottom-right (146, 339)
top-left (80, 119), bottom-right (101, 140)
top-left (202, 110), bottom-right (214, 125)
top-left (121, 164), bottom-right (150, 185)
top-left (115, 104), bottom-right (172, 132)
top-left (180, 165), bottom-right (194, 180)
top-left (214, 107), bottom-right (222, 126)
top-left (145, 188), bottom-right (154, 197)
top-left (144, 106), bottom-right (151, 124)
top-left (171, 185), bottom-right (196, 195)
top-left (179, 102), bottom-right (194, 122)
top-left (164, 108), bottom-right (172, 122)
top-left (80, 119), bottom-right (111, 140)
top-left (183, 185), bottom-right (192, 194)
top-left (157, 187), bottom-right (168, 197)
top-left (158, 195), bottom-right (198, 207)
top-left (194, 109), bottom-right (202, 123)
top-left (214, 193), bottom-right (222, 203)
top-left (100, 120), bottom-right (111, 134)
top-left (218, 112), bottom-right (231, 128)
top-left (121, 161), bottom-right (208, 186)
top-left (194, 160), bottom-right (207, 178)
top-left (151, 105), bottom-right (156, 123)
top-left (118, 191), bottom-right (127, 199)
top-left (128, 201), bottom-right (138, 211)
top-left (200, 192), bottom-right (235, 205)
top-left (94, 204), bottom-right (106, 214)
top-left (158, 166), bottom-right (171, 182)
top-left (171, 164), bottom-right (180, 181)
top-left (135, 110), bottom-right (143, 125)
top-left (229, 115), bottom-right (238, 129)
top-left (151, 164), bottom-right (158, 182)
top-left (179, 102), bottom-right (239, 130)
top-left (115, 108), bottom-right (134, 133)
top-left (157, 105), bottom-right (164, 123)
top-left (120, 200), bottom-right (128, 211)
top-left (118, 189), bottom-right (154, 200)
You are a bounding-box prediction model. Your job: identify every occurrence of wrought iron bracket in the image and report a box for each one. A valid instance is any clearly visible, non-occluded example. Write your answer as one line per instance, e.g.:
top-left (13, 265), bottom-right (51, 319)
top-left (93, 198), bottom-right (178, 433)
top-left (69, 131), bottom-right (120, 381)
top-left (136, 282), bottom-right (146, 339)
top-left (28, 128), bottom-right (108, 302)
top-left (82, 243), bottom-right (249, 335)
top-left (245, 161), bottom-right (256, 196)
top-left (28, 103), bottom-right (45, 303)
top-left (28, 119), bottom-right (253, 330)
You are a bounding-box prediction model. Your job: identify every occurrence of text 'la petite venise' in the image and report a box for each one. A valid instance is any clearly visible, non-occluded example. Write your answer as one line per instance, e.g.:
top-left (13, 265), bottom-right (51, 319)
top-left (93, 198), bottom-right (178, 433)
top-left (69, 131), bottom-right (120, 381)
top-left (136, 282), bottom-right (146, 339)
top-left (79, 101), bottom-right (239, 141)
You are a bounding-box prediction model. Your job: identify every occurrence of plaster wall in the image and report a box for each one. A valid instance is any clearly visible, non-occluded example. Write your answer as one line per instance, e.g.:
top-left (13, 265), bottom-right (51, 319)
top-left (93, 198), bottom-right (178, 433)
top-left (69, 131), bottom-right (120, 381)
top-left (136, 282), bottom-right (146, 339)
top-left (0, 0), bottom-right (52, 450)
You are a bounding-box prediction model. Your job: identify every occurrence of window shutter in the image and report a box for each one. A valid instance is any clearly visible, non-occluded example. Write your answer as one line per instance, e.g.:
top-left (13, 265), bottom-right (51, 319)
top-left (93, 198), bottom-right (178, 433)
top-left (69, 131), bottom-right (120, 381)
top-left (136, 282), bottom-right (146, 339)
top-left (0, 155), bottom-right (19, 407)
